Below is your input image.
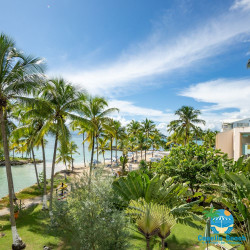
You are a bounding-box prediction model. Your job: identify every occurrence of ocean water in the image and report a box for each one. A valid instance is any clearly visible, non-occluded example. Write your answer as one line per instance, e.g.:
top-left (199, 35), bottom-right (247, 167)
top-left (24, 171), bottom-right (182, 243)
top-left (0, 133), bottom-right (121, 198)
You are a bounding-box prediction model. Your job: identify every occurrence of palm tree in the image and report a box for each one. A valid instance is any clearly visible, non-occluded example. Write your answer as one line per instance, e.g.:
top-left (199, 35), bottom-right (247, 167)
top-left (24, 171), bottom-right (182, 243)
top-left (127, 120), bottom-right (141, 161)
top-left (247, 59), bottom-right (250, 68)
top-left (141, 119), bottom-right (155, 160)
top-left (11, 124), bottom-right (41, 188)
top-left (31, 78), bottom-right (86, 213)
top-left (68, 141), bottom-right (79, 171)
top-left (79, 96), bottom-right (118, 183)
top-left (70, 121), bottom-right (87, 167)
top-left (0, 33), bottom-right (44, 249)
top-left (98, 137), bottom-right (109, 165)
top-left (168, 106), bottom-right (205, 145)
top-left (56, 144), bottom-right (71, 179)
top-left (113, 120), bottom-right (122, 164)
top-left (150, 129), bottom-right (161, 157)
top-left (20, 104), bottom-right (51, 210)
top-left (137, 132), bottom-right (146, 160)
top-left (103, 119), bottom-right (116, 166)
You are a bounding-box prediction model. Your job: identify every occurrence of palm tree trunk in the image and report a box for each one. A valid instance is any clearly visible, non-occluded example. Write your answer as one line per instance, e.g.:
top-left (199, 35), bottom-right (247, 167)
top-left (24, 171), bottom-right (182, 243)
top-left (71, 152), bottom-right (74, 172)
top-left (161, 238), bottom-right (165, 250)
top-left (0, 108), bottom-right (25, 249)
top-left (110, 137), bottom-right (113, 166)
top-left (83, 132), bottom-right (86, 167)
top-left (31, 147), bottom-right (40, 188)
top-left (41, 139), bottom-right (48, 210)
top-left (89, 134), bottom-right (95, 185)
top-left (103, 152), bottom-right (105, 165)
top-left (136, 150), bottom-right (138, 161)
top-left (141, 149), bottom-right (142, 160)
top-left (13, 148), bottom-right (14, 159)
top-left (96, 136), bottom-right (99, 164)
top-left (115, 138), bottom-right (118, 164)
top-left (146, 236), bottom-right (150, 250)
top-left (49, 132), bottom-right (58, 213)
top-left (145, 149), bottom-right (146, 161)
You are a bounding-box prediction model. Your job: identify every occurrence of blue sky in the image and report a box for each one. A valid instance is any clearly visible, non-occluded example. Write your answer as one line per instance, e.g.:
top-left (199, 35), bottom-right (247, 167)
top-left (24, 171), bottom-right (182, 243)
top-left (1, 0), bottom-right (250, 133)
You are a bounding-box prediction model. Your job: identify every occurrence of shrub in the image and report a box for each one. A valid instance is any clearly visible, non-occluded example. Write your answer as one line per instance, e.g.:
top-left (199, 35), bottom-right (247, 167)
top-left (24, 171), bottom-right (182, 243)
top-left (51, 173), bottom-right (130, 250)
top-left (154, 144), bottom-right (232, 194)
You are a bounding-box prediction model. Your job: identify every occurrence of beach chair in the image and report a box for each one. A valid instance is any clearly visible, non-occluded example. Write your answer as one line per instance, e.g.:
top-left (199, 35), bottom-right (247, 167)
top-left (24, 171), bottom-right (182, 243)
top-left (215, 241), bottom-right (240, 250)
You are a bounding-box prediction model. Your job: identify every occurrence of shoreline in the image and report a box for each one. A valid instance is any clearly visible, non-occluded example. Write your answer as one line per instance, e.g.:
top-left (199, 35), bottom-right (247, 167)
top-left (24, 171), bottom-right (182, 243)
top-left (0, 159), bottom-right (43, 166)
top-left (0, 150), bottom-right (168, 201)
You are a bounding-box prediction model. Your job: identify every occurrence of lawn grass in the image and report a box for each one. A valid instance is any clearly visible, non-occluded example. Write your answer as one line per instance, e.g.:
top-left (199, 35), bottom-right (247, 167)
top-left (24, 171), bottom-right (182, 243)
top-left (0, 205), bottom-right (64, 249)
top-left (0, 174), bottom-right (72, 210)
top-left (128, 223), bottom-right (245, 250)
top-left (0, 204), bottom-right (245, 250)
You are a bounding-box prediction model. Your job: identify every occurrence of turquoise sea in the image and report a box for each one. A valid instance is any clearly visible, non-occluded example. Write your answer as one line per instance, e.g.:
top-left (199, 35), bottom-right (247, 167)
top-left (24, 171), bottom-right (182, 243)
top-left (0, 133), bottom-right (121, 198)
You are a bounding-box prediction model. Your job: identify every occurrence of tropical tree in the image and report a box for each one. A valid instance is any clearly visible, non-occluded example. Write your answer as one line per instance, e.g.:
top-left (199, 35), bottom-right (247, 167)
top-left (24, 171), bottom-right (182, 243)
top-left (70, 121), bottom-right (87, 167)
top-left (31, 78), bottom-right (86, 213)
top-left (247, 59), bottom-right (250, 68)
top-left (19, 102), bottom-right (51, 210)
top-left (79, 96), bottom-right (118, 183)
top-left (0, 33), bottom-right (44, 249)
top-left (98, 137), bottom-right (109, 165)
top-left (127, 199), bottom-right (176, 250)
top-left (112, 120), bottom-right (123, 164)
top-left (202, 129), bottom-right (218, 148)
top-left (142, 119), bottom-right (155, 160)
top-left (168, 106), bottom-right (205, 145)
top-left (137, 132), bottom-right (147, 160)
top-left (68, 141), bottom-right (79, 172)
top-left (127, 120), bottom-right (141, 161)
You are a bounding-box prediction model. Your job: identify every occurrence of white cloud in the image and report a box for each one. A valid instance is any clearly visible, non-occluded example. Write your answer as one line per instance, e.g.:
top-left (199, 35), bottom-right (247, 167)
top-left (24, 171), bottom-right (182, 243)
top-left (230, 0), bottom-right (250, 11)
top-left (180, 78), bottom-right (250, 130)
top-left (50, 7), bottom-right (250, 97)
top-left (109, 99), bottom-right (175, 123)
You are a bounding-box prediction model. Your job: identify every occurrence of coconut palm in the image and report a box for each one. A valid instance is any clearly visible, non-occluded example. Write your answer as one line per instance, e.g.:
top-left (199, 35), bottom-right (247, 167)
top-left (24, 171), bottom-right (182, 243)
top-left (142, 119), bottom-right (155, 160)
top-left (98, 137), bottom-right (109, 165)
top-left (11, 124), bottom-right (41, 188)
top-left (29, 78), bottom-right (86, 213)
top-left (56, 144), bottom-right (71, 179)
top-left (0, 33), bottom-right (44, 249)
top-left (137, 132), bottom-right (147, 160)
top-left (103, 119), bottom-right (116, 166)
top-left (79, 96), bottom-right (118, 183)
top-left (112, 120), bottom-right (122, 164)
top-left (70, 121), bottom-right (87, 167)
top-left (168, 106), bottom-right (205, 145)
top-left (68, 141), bottom-right (79, 172)
top-left (19, 103), bottom-right (51, 210)
top-left (127, 120), bottom-right (141, 160)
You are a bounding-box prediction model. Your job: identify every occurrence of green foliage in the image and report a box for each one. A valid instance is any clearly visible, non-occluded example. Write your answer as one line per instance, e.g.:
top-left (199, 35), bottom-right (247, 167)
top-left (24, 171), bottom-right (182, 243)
top-left (210, 164), bottom-right (250, 248)
top-left (51, 174), bottom-right (130, 250)
top-left (154, 144), bottom-right (232, 194)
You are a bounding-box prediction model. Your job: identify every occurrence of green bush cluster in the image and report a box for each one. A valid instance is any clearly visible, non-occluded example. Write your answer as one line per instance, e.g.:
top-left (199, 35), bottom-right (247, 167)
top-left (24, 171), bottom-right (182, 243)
top-left (51, 174), bottom-right (130, 250)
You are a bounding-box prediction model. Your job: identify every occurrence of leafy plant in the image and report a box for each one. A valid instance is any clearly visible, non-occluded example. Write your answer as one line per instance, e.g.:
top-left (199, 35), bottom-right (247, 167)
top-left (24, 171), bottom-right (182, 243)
top-left (51, 173), bottom-right (130, 250)
top-left (154, 144), bottom-right (232, 194)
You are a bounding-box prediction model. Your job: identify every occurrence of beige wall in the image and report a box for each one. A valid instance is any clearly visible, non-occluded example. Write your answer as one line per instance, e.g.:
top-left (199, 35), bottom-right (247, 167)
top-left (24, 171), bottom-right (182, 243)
top-left (233, 127), bottom-right (250, 160)
top-left (216, 130), bottom-right (233, 159)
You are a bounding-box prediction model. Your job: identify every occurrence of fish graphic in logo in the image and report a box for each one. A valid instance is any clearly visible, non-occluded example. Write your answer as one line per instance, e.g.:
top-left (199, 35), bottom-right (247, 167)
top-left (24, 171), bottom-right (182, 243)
top-left (210, 209), bottom-right (234, 234)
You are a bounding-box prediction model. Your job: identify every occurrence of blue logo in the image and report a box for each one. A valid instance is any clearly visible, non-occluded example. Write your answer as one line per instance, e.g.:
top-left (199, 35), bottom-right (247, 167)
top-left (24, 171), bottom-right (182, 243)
top-left (210, 209), bottom-right (234, 234)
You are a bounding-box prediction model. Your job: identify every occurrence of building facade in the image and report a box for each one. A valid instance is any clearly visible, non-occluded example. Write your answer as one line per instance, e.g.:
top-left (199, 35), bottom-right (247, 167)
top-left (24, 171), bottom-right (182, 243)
top-left (216, 118), bottom-right (250, 160)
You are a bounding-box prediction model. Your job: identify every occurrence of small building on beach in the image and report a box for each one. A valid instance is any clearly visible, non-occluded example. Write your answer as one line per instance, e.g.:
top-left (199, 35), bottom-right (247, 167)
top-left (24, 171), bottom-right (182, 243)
top-left (216, 118), bottom-right (250, 160)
